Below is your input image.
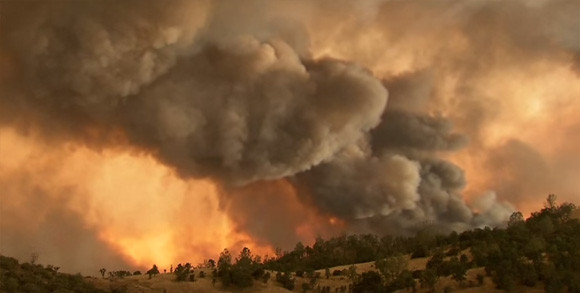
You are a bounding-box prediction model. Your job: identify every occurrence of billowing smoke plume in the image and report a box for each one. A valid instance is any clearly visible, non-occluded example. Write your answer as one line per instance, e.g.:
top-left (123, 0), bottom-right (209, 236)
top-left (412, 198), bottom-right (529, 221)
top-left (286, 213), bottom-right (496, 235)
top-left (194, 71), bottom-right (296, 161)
top-left (1, 0), bottom-right (579, 273)
top-left (1, 0), bottom-right (387, 185)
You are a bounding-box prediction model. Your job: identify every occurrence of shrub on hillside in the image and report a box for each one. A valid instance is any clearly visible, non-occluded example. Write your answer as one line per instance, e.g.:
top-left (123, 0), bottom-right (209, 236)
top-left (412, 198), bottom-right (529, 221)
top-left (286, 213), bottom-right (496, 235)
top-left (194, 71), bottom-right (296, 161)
top-left (276, 271), bottom-right (295, 290)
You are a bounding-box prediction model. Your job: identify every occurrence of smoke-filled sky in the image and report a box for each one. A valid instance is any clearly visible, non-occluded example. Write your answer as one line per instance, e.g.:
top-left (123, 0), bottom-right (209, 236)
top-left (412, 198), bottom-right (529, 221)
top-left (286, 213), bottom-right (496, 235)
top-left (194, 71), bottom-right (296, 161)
top-left (1, 0), bottom-right (579, 274)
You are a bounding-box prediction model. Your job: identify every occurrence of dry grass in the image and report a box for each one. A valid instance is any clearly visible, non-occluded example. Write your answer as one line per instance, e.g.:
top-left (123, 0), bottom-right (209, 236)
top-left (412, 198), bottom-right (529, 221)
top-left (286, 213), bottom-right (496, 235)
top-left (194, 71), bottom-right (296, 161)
top-left (87, 255), bottom-right (548, 292)
top-left (88, 268), bottom-right (294, 293)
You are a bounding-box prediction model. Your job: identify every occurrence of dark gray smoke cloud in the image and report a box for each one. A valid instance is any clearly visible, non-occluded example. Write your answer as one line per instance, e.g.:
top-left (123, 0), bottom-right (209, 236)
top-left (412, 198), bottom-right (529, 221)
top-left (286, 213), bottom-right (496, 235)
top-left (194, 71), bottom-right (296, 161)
top-left (371, 110), bottom-right (468, 153)
top-left (371, 72), bottom-right (468, 153)
top-left (295, 146), bottom-right (421, 221)
top-left (120, 46), bottom-right (387, 184)
top-left (1, 1), bottom-right (387, 185)
top-left (294, 135), bottom-right (506, 235)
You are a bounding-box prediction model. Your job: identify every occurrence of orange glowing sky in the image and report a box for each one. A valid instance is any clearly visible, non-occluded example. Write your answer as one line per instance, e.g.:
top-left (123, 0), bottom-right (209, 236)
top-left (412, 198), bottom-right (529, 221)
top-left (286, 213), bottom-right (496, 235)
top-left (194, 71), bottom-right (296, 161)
top-left (0, 128), bottom-right (274, 271)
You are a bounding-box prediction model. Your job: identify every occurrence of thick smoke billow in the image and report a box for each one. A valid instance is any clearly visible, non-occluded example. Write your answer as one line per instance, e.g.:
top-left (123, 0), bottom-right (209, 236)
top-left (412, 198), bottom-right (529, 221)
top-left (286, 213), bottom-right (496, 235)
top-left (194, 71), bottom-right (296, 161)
top-left (371, 110), bottom-right (468, 153)
top-left (295, 145), bottom-right (422, 221)
top-left (121, 43), bottom-right (387, 183)
top-left (1, 0), bottom-right (579, 273)
top-left (294, 123), bottom-right (506, 235)
top-left (1, 1), bottom-right (387, 184)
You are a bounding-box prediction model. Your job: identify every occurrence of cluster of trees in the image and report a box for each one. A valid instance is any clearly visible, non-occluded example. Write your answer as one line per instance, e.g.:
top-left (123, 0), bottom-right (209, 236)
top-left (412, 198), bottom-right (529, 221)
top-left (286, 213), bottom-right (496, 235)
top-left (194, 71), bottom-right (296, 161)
top-left (216, 247), bottom-right (266, 288)
top-left (265, 195), bottom-right (578, 292)
top-left (189, 194), bottom-right (576, 292)
top-left (146, 264), bottom-right (159, 279)
top-left (98, 268), bottom-right (141, 279)
top-left (275, 271), bottom-right (295, 290)
top-left (173, 263), bottom-right (195, 281)
top-left (468, 195), bottom-right (580, 292)
top-left (348, 195), bottom-right (579, 292)
top-left (418, 251), bottom-right (471, 290)
top-left (263, 228), bottom-right (453, 274)
top-left (0, 255), bottom-right (104, 293)
top-left (345, 254), bottom-right (417, 292)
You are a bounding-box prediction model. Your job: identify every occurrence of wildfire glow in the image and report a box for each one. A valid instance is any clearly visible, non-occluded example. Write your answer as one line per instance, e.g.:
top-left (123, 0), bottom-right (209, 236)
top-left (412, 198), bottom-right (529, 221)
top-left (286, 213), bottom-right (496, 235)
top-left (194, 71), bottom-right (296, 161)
top-left (0, 128), bottom-right (270, 271)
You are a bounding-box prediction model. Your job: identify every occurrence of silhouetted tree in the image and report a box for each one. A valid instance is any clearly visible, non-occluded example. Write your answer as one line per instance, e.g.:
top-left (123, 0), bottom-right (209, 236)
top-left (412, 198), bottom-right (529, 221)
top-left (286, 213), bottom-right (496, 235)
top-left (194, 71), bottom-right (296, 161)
top-left (230, 247), bottom-right (255, 288)
top-left (146, 264), bottom-right (159, 279)
top-left (545, 194), bottom-right (557, 210)
top-left (262, 271), bottom-right (271, 283)
top-left (449, 256), bottom-right (468, 286)
top-left (375, 254), bottom-right (407, 283)
top-left (508, 211), bottom-right (525, 227)
top-left (217, 249), bottom-right (232, 286)
top-left (174, 263), bottom-right (193, 281)
top-left (426, 250), bottom-right (449, 276)
top-left (389, 270), bottom-right (416, 292)
top-left (276, 271), bottom-right (295, 290)
top-left (420, 268), bottom-right (438, 292)
top-left (346, 265), bottom-right (358, 283)
top-left (353, 271), bottom-right (384, 293)
top-left (30, 253), bottom-right (39, 265)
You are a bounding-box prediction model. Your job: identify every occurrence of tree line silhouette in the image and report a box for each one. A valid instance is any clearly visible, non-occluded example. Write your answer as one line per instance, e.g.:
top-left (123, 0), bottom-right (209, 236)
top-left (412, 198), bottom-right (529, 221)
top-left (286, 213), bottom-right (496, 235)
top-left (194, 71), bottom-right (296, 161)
top-left (211, 194), bottom-right (579, 292)
top-left (1, 194), bottom-right (578, 292)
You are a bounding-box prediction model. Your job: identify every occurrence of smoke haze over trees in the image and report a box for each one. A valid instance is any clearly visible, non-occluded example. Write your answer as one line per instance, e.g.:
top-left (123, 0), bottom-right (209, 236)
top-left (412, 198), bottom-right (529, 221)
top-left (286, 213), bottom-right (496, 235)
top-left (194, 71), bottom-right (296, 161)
top-left (1, 0), bottom-right (579, 273)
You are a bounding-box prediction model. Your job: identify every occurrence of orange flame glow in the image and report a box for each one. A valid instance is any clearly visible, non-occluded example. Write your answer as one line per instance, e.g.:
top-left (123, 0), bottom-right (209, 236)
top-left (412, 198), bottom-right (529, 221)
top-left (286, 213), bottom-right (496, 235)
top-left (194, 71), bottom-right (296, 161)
top-left (0, 127), bottom-right (270, 272)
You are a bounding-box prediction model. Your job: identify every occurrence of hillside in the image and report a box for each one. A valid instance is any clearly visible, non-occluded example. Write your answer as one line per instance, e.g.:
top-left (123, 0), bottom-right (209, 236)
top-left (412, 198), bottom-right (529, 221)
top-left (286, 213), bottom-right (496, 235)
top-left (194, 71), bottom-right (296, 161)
top-left (0, 254), bottom-right (546, 293)
top-left (2, 195), bottom-right (578, 293)
top-left (0, 255), bottom-right (104, 293)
